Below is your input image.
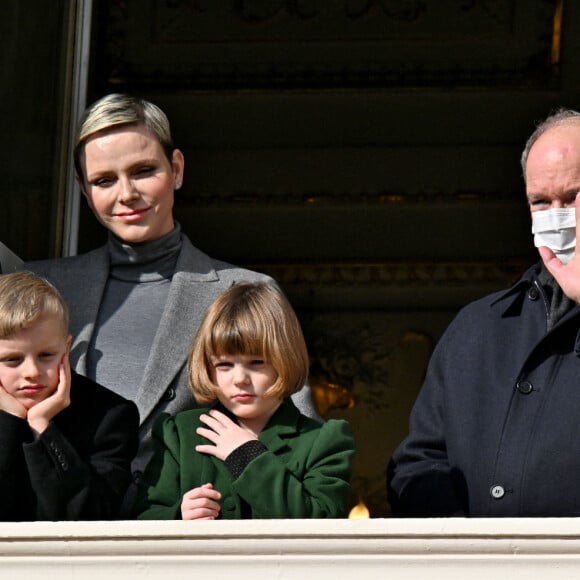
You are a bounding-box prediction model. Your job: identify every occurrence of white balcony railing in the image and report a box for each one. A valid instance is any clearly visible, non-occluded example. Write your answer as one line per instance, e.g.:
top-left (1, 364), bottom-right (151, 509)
top-left (2, 518), bottom-right (580, 579)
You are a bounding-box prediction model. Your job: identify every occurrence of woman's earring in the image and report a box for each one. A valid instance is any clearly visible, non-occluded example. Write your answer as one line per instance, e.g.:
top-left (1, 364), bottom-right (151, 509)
top-left (175, 182), bottom-right (182, 190)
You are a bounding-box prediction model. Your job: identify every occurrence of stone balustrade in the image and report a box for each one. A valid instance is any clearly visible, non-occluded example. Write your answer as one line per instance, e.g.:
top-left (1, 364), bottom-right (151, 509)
top-left (2, 518), bottom-right (580, 578)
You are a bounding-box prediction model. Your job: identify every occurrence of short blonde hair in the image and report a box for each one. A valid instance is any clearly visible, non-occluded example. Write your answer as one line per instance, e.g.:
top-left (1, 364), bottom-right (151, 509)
top-left (188, 282), bottom-right (309, 403)
top-left (74, 93), bottom-right (174, 181)
top-left (0, 271), bottom-right (69, 339)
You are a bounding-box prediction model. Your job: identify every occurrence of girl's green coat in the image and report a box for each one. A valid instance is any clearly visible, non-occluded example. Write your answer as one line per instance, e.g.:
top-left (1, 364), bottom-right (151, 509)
top-left (136, 398), bottom-right (355, 519)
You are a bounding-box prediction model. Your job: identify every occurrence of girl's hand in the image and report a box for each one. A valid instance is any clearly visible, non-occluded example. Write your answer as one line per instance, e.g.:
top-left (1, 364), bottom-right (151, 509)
top-left (195, 409), bottom-right (257, 461)
top-left (27, 354), bottom-right (71, 435)
top-left (0, 385), bottom-right (27, 419)
top-left (181, 483), bottom-right (222, 520)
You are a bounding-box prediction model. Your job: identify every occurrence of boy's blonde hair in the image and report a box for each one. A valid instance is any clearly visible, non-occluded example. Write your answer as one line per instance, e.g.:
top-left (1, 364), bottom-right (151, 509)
top-left (0, 271), bottom-right (69, 339)
top-left (188, 282), bottom-right (309, 403)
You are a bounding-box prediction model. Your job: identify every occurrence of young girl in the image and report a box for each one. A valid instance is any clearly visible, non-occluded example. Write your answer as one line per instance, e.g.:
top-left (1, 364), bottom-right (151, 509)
top-left (135, 282), bottom-right (355, 519)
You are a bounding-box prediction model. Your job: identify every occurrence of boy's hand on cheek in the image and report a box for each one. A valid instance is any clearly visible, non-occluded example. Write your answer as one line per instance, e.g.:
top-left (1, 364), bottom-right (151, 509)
top-left (27, 357), bottom-right (71, 435)
top-left (0, 386), bottom-right (27, 419)
top-left (195, 409), bottom-right (257, 461)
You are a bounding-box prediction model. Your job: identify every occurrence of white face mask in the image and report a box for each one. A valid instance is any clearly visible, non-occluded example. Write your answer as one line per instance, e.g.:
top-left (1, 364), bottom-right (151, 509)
top-left (532, 207), bottom-right (576, 264)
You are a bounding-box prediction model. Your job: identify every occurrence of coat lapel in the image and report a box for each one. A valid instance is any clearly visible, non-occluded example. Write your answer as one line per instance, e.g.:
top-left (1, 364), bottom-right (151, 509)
top-left (134, 238), bottom-right (232, 424)
top-left (259, 399), bottom-right (301, 454)
top-left (63, 248), bottom-right (110, 374)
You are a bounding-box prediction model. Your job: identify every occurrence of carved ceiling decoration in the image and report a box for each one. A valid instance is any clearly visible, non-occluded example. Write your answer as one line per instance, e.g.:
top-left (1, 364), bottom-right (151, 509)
top-left (178, 190), bottom-right (528, 204)
top-left (259, 260), bottom-right (526, 288)
top-left (97, 0), bottom-right (560, 89)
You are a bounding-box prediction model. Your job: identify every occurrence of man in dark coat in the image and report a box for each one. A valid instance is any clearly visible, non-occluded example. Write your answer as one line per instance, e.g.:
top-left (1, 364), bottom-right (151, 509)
top-left (388, 108), bottom-right (580, 517)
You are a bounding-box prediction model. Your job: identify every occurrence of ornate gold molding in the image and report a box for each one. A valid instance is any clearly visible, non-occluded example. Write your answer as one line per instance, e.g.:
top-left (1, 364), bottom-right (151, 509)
top-left (178, 190), bottom-right (526, 204)
top-left (256, 260), bottom-right (528, 288)
top-left (99, 0), bottom-right (559, 88)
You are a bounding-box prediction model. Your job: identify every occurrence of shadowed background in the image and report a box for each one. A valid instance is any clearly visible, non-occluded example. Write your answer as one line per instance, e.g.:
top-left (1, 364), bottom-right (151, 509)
top-left (2, 0), bottom-right (576, 516)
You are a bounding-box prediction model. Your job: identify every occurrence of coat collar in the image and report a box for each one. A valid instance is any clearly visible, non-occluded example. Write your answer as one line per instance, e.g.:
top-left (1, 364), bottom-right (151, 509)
top-left (211, 398), bottom-right (302, 454)
top-left (489, 261), bottom-right (543, 317)
top-left (489, 260), bottom-right (580, 328)
top-left (67, 235), bottom-right (232, 424)
top-left (135, 236), bottom-right (229, 422)
top-left (259, 399), bottom-right (302, 453)
top-left (67, 247), bottom-right (111, 371)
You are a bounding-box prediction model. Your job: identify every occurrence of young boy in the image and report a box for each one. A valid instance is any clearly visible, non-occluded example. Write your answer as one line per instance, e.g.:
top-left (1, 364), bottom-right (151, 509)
top-left (0, 271), bottom-right (139, 521)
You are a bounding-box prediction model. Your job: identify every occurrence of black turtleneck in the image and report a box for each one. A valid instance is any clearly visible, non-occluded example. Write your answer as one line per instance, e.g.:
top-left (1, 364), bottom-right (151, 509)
top-left (86, 225), bottom-right (182, 401)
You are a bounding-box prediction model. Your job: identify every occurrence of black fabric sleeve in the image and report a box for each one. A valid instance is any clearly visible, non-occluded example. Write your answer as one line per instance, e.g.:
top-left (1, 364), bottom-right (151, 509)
top-left (225, 440), bottom-right (268, 479)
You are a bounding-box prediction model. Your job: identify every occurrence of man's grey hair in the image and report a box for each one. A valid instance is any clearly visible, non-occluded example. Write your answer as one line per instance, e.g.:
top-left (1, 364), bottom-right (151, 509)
top-left (521, 108), bottom-right (580, 182)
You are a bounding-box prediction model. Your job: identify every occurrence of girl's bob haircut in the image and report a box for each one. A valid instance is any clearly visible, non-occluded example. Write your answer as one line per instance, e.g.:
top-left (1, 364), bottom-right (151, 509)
top-left (188, 282), bottom-right (309, 403)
